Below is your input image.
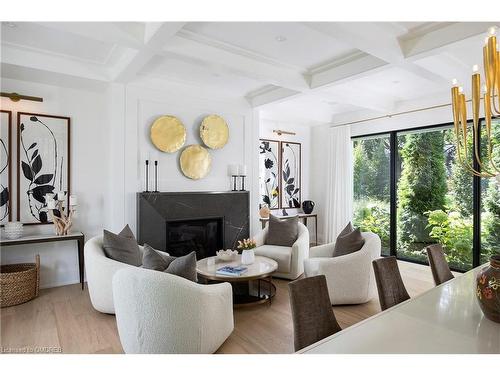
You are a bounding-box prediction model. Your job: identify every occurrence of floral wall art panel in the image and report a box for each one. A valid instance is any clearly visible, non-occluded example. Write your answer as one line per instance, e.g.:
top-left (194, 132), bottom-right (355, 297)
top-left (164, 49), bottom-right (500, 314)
top-left (259, 139), bottom-right (280, 209)
top-left (0, 110), bottom-right (12, 224)
top-left (17, 113), bottom-right (70, 224)
top-left (281, 141), bottom-right (301, 209)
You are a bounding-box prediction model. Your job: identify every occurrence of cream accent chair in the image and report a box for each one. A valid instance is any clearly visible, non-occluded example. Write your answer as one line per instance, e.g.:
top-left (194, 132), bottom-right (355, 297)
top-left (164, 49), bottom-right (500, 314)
top-left (112, 267), bottom-right (233, 354)
top-left (304, 232), bottom-right (381, 305)
top-left (253, 222), bottom-right (309, 280)
top-left (84, 235), bottom-right (170, 314)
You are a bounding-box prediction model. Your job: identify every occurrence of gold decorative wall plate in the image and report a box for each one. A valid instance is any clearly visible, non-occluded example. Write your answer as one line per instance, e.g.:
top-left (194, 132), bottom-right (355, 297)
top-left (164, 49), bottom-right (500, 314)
top-left (200, 114), bottom-right (229, 149)
top-left (150, 115), bottom-right (186, 153)
top-left (180, 145), bottom-right (212, 180)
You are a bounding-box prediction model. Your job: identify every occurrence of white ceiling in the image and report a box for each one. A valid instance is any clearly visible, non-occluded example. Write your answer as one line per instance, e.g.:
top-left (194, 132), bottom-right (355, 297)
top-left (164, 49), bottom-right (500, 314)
top-left (1, 21), bottom-right (498, 124)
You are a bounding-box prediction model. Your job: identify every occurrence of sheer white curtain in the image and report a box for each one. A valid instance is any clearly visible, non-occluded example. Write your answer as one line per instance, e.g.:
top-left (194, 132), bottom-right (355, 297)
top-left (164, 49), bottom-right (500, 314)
top-left (323, 125), bottom-right (353, 243)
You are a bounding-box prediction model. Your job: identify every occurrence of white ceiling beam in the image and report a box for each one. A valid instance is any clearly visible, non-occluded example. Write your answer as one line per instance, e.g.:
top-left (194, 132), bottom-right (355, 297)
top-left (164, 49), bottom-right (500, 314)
top-left (308, 53), bottom-right (388, 89)
top-left (402, 22), bottom-right (499, 60)
top-left (304, 22), bottom-right (405, 63)
top-left (304, 22), bottom-right (451, 85)
top-left (112, 22), bottom-right (186, 83)
top-left (246, 86), bottom-right (301, 107)
top-left (1, 43), bottom-right (109, 81)
top-left (171, 31), bottom-right (309, 91)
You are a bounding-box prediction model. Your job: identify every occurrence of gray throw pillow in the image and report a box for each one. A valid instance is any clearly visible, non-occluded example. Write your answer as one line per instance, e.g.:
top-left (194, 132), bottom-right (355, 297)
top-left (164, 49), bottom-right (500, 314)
top-left (142, 243), bottom-right (170, 271)
top-left (142, 244), bottom-right (197, 282)
top-left (103, 225), bottom-right (142, 266)
top-left (265, 214), bottom-right (299, 247)
top-left (163, 251), bottom-right (198, 282)
top-left (332, 222), bottom-right (365, 257)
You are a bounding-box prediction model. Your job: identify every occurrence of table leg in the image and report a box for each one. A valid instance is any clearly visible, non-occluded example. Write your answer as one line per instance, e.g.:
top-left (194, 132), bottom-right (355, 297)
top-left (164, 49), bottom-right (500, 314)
top-left (269, 276), bottom-right (273, 305)
top-left (77, 236), bottom-right (85, 290)
top-left (315, 216), bottom-right (318, 246)
top-left (261, 220), bottom-right (266, 230)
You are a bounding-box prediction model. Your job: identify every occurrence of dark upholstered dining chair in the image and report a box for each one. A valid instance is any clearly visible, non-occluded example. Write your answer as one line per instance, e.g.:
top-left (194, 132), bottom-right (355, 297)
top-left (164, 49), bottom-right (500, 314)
top-left (426, 244), bottom-right (454, 286)
top-left (288, 275), bottom-right (342, 351)
top-left (372, 256), bottom-right (410, 311)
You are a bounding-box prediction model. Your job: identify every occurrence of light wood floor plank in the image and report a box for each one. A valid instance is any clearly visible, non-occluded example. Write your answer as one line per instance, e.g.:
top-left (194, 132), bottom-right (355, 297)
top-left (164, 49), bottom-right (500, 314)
top-left (1, 261), bottom-right (438, 354)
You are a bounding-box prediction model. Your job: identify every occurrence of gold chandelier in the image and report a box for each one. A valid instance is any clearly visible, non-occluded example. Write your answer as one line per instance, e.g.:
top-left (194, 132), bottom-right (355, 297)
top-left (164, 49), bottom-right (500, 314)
top-left (451, 26), bottom-right (500, 182)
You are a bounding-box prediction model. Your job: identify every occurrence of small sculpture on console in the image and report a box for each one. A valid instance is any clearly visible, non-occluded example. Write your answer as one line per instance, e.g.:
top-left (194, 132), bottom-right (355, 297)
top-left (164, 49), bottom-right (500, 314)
top-left (45, 192), bottom-right (78, 236)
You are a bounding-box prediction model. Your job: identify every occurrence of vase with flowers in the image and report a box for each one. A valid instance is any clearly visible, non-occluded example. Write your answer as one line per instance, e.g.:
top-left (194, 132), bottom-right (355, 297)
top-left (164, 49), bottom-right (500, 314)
top-left (237, 238), bottom-right (256, 265)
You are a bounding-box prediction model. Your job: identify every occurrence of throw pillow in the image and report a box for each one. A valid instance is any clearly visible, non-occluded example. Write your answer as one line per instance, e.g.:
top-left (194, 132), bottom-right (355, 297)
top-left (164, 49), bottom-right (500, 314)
top-left (265, 214), bottom-right (299, 247)
top-left (332, 222), bottom-right (365, 257)
top-left (163, 251), bottom-right (198, 282)
top-left (102, 225), bottom-right (142, 266)
top-left (141, 243), bottom-right (170, 271)
top-left (141, 244), bottom-right (197, 282)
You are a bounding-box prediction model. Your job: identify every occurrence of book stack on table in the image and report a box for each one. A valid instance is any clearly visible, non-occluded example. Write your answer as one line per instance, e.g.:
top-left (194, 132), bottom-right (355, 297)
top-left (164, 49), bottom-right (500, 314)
top-left (216, 266), bottom-right (248, 276)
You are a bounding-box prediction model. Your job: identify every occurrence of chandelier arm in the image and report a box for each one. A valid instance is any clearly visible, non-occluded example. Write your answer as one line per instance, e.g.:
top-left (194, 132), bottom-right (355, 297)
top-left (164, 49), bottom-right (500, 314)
top-left (484, 92), bottom-right (500, 174)
top-left (457, 94), bottom-right (496, 177)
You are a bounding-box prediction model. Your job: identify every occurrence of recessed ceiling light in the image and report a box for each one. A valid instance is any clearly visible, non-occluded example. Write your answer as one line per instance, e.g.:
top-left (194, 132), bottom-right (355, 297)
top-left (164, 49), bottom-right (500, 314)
top-left (392, 80), bottom-right (400, 84)
top-left (275, 35), bottom-right (287, 42)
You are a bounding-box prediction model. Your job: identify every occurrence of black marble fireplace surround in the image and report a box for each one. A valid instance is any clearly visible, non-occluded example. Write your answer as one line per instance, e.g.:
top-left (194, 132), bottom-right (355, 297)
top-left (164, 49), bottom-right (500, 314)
top-left (137, 191), bottom-right (249, 259)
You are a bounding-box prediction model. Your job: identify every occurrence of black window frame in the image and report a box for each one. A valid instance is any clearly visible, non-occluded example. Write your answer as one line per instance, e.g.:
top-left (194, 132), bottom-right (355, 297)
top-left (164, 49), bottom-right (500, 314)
top-left (351, 119), bottom-right (485, 273)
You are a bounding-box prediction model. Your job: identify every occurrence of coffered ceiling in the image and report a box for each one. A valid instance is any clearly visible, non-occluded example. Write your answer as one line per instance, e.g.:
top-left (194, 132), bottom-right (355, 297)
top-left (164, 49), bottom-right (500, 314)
top-left (1, 21), bottom-right (498, 124)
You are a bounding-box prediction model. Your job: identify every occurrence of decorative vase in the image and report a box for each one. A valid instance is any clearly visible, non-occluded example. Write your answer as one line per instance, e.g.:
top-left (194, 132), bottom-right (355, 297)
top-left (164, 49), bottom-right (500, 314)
top-left (3, 222), bottom-right (24, 239)
top-left (259, 205), bottom-right (270, 218)
top-left (476, 255), bottom-right (500, 323)
top-left (302, 200), bottom-right (315, 214)
top-left (241, 249), bottom-right (255, 265)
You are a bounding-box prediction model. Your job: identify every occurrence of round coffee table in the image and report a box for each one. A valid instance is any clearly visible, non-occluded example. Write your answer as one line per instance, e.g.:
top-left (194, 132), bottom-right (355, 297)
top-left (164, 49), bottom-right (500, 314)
top-left (196, 255), bottom-right (278, 307)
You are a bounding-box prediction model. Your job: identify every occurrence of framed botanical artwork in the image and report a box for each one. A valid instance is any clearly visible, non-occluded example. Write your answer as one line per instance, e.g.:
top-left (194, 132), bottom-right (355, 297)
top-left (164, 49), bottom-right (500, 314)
top-left (280, 141), bottom-right (301, 209)
top-left (259, 139), bottom-right (280, 210)
top-left (0, 110), bottom-right (12, 225)
top-left (17, 112), bottom-right (70, 224)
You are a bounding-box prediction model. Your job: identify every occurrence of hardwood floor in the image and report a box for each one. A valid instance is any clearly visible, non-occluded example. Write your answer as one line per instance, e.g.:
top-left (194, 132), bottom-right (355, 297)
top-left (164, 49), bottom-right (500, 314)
top-left (0, 261), bottom-right (441, 354)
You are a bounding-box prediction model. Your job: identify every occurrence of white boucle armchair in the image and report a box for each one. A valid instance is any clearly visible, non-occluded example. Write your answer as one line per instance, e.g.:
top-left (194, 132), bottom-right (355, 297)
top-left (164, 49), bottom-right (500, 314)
top-left (84, 235), bottom-right (171, 314)
top-left (112, 267), bottom-right (233, 354)
top-left (253, 222), bottom-right (309, 280)
top-left (304, 232), bottom-right (381, 305)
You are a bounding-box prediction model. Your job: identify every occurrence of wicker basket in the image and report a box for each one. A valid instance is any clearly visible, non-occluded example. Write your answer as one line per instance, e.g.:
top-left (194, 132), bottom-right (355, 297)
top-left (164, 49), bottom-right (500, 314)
top-left (0, 255), bottom-right (40, 308)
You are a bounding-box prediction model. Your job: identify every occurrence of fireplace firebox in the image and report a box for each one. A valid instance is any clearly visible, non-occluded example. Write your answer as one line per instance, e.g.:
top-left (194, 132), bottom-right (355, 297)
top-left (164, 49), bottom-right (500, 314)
top-left (166, 217), bottom-right (223, 259)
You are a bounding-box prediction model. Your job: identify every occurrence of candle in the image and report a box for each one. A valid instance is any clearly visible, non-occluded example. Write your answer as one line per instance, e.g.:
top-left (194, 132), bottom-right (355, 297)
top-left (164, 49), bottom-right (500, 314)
top-left (57, 191), bottom-right (66, 201)
top-left (239, 164), bottom-right (247, 176)
top-left (229, 164), bottom-right (239, 176)
top-left (46, 199), bottom-right (56, 209)
top-left (69, 195), bottom-right (78, 206)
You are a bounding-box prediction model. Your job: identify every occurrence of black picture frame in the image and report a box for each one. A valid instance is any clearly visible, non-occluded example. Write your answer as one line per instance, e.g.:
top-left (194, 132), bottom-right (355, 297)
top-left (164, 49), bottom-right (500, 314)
top-left (0, 110), bottom-right (12, 225)
top-left (17, 112), bottom-right (71, 225)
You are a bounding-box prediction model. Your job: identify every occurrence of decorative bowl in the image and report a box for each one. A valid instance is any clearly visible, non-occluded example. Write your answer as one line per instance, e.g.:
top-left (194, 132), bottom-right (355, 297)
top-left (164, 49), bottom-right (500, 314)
top-left (216, 249), bottom-right (238, 261)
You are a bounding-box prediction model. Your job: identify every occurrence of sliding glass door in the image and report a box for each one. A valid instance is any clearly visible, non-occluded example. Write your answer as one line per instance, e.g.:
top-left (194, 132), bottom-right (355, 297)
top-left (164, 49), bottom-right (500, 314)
top-left (480, 118), bottom-right (500, 264)
top-left (352, 119), bottom-right (499, 272)
top-left (396, 127), bottom-right (473, 271)
top-left (353, 135), bottom-right (391, 256)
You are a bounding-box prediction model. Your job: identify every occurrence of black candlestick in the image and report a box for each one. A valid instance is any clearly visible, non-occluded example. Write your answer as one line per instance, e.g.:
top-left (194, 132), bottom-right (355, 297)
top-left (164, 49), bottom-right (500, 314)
top-left (239, 175), bottom-right (246, 191)
top-left (154, 160), bottom-right (158, 192)
top-left (144, 160), bottom-right (150, 192)
top-left (231, 175), bottom-right (238, 191)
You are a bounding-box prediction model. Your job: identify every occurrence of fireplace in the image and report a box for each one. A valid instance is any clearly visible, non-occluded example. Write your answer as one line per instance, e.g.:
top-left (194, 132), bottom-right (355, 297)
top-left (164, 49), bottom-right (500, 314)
top-left (137, 191), bottom-right (249, 259)
top-left (166, 217), bottom-right (223, 259)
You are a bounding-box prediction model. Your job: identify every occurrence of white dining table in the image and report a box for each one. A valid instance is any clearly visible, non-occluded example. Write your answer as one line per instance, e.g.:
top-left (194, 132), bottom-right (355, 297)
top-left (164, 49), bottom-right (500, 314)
top-left (299, 263), bottom-right (500, 354)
